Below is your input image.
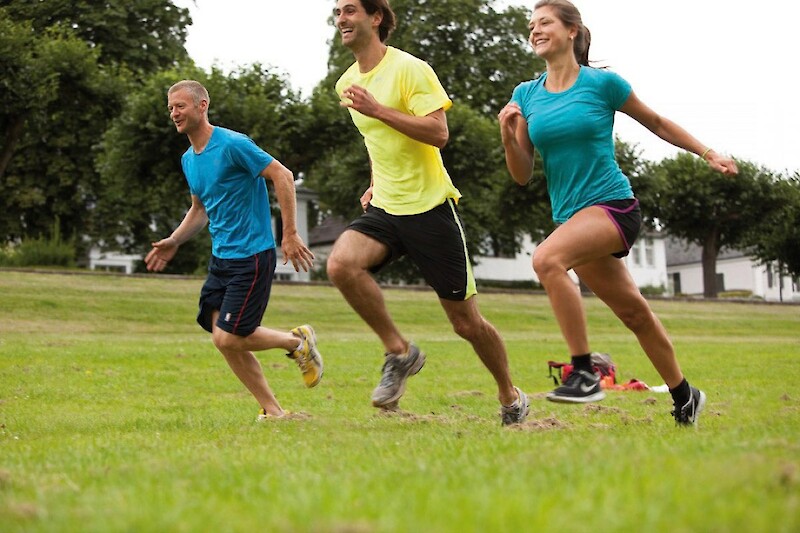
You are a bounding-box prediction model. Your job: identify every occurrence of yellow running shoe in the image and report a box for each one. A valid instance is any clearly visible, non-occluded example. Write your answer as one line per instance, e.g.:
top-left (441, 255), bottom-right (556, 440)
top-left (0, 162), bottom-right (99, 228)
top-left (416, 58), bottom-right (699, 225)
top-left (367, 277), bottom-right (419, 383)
top-left (287, 324), bottom-right (323, 388)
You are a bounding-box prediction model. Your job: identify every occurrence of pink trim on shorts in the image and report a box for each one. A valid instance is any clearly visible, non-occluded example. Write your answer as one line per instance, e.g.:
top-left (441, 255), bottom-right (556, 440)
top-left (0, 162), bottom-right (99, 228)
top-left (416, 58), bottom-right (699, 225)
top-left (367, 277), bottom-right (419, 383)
top-left (597, 199), bottom-right (639, 252)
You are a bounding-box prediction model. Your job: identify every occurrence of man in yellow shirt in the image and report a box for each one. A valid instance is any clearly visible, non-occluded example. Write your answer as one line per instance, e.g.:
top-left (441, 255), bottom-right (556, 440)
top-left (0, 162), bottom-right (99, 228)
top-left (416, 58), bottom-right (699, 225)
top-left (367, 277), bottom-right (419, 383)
top-left (327, 0), bottom-right (529, 425)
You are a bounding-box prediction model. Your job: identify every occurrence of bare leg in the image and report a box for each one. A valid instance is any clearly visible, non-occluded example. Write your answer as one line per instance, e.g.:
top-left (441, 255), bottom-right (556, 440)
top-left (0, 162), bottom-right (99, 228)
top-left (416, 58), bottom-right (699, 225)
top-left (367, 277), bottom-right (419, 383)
top-left (533, 205), bottom-right (684, 388)
top-left (440, 297), bottom-right (517, 406)
top-left (210, 311), bottom-right (306, 416)
top-left (575, 258), bottom-right (684, 388)
top-left (327, 230), bottom-right (407, 355)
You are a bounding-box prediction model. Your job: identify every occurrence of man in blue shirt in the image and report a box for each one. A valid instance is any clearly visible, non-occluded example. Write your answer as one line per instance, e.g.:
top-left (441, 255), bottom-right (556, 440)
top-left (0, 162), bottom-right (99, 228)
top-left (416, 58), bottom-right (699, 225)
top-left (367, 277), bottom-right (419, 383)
top-left (145, 80), bottom-right (322, 420)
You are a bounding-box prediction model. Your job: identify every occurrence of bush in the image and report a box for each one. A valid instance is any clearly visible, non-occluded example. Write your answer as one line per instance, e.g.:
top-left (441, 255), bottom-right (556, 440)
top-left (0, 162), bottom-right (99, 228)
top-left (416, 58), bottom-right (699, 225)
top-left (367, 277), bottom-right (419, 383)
top-left (0, 237), bottom-right (76, 268)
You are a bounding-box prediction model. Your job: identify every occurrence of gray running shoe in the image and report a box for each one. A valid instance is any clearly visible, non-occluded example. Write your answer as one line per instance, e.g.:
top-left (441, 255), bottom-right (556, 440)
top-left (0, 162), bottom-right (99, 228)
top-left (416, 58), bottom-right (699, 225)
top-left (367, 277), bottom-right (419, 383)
top-left (371, 343), bottom-right (426, 407)
top-left (500, 386), bottom-right (530, 426)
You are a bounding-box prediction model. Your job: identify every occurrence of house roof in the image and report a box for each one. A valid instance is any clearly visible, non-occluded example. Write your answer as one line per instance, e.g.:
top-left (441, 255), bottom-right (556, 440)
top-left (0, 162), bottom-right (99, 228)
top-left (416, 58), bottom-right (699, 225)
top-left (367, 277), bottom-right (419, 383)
top-left (308, 215), bottom-right (348, 246)
top-left (665, 237), bottom-right (747, 266)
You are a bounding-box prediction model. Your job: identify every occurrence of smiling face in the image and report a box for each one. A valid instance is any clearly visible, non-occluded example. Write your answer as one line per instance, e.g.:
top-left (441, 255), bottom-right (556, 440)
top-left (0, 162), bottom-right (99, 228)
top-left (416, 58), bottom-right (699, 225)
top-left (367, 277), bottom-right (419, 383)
top-left (528, 6), bottom-right (576, 61)
top-left (334, 0), bottom-right (381, 50)
top-left (167, 88), bottom-right (206, 136)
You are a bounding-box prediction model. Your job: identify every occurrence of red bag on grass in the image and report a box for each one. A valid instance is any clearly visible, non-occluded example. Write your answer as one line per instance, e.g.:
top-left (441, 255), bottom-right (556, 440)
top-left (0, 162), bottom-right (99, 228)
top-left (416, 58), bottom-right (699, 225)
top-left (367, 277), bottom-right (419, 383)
top-left (547, 352), bottom-right (617, 389)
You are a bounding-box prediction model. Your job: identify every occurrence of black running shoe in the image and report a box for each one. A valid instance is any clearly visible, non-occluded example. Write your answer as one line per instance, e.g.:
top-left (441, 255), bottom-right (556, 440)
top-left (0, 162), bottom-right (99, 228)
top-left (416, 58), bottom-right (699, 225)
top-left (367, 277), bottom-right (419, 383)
top-left (546, 369), bottom-right (606, 403)
top-left (672, 386), bottom-right (706, 426)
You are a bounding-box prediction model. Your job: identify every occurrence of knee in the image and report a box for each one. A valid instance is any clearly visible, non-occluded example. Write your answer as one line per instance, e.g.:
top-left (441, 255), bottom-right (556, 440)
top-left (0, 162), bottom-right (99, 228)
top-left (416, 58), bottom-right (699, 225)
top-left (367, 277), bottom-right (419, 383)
top-left (450, 314), bottom-right (485, 341)
top-left (616, 302), bottom-right (654, 333)
top-left (212, 329), bottom-right (244, 352)
top-left (532, 249), bottom-right (561, 283)
top-left (326, 253), bottom-right (348, 285)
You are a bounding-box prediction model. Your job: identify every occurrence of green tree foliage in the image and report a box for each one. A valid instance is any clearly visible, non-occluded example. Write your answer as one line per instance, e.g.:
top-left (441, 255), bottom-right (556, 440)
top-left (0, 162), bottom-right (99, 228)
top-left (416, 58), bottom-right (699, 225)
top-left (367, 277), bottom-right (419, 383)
top-left (741, 173), bottom-right (800, 278)
top-left (0, 0), bottom-right (190, 75)
top-left (651, 154), bottom-right (785, 297)
top-left (0, 1), bottom-right (190, 252)
top-left (96, 66), bottom-right (305, 274)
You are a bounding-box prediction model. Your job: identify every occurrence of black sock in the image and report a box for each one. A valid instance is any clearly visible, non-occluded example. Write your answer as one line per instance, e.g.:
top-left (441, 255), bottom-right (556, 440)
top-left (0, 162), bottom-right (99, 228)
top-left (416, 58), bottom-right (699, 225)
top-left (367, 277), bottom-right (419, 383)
top-left (571, 353), bottom-right (592, 373)
top-left (669, 378), bottom-right (691, 406)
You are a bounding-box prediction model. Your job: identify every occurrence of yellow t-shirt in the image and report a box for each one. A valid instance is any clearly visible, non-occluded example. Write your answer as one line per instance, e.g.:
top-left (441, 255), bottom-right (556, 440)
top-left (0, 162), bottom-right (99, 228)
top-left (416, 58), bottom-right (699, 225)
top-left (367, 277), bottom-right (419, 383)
top-left (335, 47), bottom-right (462, 215)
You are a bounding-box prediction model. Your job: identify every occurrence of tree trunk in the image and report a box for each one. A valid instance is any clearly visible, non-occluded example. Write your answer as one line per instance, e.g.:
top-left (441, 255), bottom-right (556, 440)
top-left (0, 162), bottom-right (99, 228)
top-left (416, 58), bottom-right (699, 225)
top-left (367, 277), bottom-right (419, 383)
top-left (0, 115), bottom-right (26, 181)
top-left (701, 228), bottom-right (721, 298)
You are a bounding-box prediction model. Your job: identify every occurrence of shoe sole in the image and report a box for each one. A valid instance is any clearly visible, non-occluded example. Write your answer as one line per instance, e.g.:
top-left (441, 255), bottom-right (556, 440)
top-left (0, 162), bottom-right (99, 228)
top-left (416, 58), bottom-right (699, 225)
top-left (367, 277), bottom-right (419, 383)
top-left (546, 390), bottom-right (606, 404)
top-left (372, 352), bottom-right (426, 408)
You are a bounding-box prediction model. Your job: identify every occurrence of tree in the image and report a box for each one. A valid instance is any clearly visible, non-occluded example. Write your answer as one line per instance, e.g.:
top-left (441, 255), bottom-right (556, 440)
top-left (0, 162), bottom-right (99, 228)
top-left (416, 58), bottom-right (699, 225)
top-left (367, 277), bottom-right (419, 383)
top-left (741, 173), bottom-right (800, 278)
top-left (0, 1), bottom-right (190, 250)
top-left (0, 0), bottom-right (190, 75)
top-left (96, 65), bottom-right (306, 274)
top-left (651, 154), bottom-right (784, 297)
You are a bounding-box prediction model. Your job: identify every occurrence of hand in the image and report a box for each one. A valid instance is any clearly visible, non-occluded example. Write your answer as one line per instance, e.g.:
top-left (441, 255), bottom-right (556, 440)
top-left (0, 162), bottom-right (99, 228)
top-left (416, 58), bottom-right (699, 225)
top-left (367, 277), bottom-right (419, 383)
top-left (281, 233), bottom-right (315, 273)
top-left (497, 102), bottom-right (524, 145)
top-left (359, 186), bottom-right (373, 212)
top-left (340, 84), bottom-right (382, 118)
top-left (705, 150), bottom-right (739, 175)
top-left (144, 237), bottom-right (179, 272)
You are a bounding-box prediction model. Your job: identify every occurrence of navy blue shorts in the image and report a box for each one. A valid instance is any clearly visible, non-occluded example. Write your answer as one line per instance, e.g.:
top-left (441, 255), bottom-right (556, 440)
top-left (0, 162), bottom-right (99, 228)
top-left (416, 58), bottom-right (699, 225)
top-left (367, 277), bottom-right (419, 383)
top-left (347, 199), bottom-right (476, 300)
top-left (597, 198), bottom-right (642, 258)
top-left (197, 248), bottom-right (277, 337)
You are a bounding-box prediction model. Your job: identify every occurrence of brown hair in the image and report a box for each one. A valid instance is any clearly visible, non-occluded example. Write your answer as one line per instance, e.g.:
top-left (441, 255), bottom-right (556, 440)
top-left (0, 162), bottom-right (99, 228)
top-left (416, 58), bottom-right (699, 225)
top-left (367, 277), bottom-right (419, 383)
top-left (358, 0), bottom-right (396, 43)
top-left (534, 0), bottom-right (591, 66)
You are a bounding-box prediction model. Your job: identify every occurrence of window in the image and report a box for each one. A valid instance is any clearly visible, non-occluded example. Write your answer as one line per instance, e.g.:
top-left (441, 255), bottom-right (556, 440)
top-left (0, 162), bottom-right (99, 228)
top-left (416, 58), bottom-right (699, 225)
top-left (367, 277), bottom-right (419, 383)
top-left (643, 238), bottom-right (655, 267)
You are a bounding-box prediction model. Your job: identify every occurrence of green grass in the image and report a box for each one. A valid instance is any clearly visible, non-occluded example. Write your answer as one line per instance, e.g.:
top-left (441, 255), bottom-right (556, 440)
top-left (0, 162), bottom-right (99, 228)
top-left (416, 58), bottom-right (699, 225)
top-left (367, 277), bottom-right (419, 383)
top-left (1, 270), bottom-right (799, 532)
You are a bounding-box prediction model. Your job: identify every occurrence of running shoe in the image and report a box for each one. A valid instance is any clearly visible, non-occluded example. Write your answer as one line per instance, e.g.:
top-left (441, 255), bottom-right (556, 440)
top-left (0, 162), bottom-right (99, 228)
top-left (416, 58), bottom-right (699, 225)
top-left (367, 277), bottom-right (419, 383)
top-left (287, 324), bottom-right (323, 388)
top-left (500, 386), bottom-right (530, 426)
top-left (546, 368), bottom-right (606, 403)
top-left (672, 386), bottom-right (707, 426)
top-left (371, 343), bottom-right (426, 407)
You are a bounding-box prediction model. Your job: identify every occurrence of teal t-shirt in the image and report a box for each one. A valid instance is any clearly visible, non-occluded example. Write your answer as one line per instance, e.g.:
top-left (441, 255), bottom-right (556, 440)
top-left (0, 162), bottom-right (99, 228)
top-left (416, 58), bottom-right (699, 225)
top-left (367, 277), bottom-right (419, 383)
top-left (181, 127), bottom-right (275, 259)
top-left (511, 66), bottom-right (633, 223)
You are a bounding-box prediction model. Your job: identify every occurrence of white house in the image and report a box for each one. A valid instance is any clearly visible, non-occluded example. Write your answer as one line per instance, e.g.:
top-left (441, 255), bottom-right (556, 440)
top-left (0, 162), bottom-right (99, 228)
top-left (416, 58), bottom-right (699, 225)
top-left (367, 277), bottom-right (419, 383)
top-left (665, 238), bottom-right (799, 302)
top-left (471, 231), bottom-right (668, 291)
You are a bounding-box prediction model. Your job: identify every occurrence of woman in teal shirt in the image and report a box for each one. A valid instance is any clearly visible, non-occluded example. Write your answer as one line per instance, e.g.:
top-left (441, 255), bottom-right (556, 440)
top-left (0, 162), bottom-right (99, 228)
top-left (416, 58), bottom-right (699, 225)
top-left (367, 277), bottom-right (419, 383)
top-left (499, 0), bottom-right (738, 425)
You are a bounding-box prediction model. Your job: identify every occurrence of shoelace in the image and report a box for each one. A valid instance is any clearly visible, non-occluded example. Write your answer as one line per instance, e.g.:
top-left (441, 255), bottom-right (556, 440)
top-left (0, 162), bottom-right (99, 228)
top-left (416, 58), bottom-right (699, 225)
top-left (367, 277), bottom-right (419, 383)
top-left (378, 359), bottom-right (397, 387)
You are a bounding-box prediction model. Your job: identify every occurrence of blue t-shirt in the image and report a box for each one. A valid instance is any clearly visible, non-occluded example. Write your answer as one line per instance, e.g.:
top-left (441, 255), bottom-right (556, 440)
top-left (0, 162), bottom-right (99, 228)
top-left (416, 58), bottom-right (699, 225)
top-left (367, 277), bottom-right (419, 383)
top-left (511, 66), bottom-right (633, 223)
top-left (181, 127), bottom-right (275, 259)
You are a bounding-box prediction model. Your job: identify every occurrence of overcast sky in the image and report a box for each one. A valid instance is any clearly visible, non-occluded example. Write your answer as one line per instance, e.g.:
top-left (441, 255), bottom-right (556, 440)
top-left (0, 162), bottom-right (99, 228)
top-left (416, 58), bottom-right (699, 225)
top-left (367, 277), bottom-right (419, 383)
top-left (172, 0), bottom-right (798, 175)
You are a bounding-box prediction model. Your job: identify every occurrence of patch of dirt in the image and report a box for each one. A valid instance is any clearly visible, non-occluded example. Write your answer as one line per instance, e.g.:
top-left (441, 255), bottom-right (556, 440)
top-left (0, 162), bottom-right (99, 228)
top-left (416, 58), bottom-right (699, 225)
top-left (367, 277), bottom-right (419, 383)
top-left (508, 416), bottom-right (568, 431)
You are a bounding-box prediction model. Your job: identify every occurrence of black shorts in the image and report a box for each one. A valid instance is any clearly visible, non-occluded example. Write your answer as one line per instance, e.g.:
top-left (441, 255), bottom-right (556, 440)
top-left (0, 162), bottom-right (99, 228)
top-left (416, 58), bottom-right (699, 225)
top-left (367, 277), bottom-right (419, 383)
top-left (197, 248), bottom-right (277, 336)
top-left (596, 198), bottom-right (642, 258)
top-left (347, 199), bottom-right (476, 300)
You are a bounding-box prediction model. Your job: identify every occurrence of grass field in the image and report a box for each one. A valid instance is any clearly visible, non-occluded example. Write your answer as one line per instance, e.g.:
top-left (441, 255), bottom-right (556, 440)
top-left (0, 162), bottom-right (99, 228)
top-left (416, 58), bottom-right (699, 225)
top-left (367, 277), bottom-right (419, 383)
top-left (1, 270), bottom-right (799, 532)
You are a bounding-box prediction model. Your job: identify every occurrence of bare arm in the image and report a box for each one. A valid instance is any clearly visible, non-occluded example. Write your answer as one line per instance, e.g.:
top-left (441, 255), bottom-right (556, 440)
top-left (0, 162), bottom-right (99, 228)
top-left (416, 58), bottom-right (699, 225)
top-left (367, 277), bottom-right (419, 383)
top-left (261, 159), bottom-right (314, 272)
top-left (340, 84), bottom-right (449, 148)
top-left (619, 91), bottom-right (738, 175)
top-left (144, 194), bottom-right (208, 272)
top-left (498, 102), bottom-right (536, 185)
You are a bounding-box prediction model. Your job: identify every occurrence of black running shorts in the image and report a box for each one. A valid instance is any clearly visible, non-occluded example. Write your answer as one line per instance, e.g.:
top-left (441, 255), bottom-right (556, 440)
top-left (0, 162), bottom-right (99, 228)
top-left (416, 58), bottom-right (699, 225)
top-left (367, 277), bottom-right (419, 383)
top-left (347, 199), bottom-right (476, 300)
top-left (596, 198), bottom-right (642, 258)
top-left (197, 248), bottom-right (277, 336)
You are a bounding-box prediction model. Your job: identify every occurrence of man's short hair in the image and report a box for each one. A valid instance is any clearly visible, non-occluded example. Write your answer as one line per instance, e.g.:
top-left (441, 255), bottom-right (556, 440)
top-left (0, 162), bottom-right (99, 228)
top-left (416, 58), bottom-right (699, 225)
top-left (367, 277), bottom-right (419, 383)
top-left (168, 80), bottom-right (210, 107)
